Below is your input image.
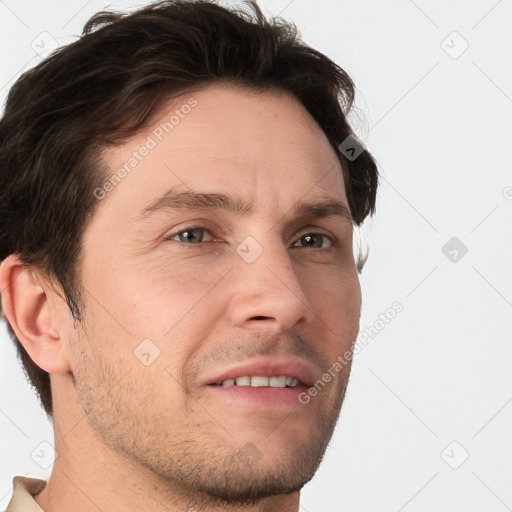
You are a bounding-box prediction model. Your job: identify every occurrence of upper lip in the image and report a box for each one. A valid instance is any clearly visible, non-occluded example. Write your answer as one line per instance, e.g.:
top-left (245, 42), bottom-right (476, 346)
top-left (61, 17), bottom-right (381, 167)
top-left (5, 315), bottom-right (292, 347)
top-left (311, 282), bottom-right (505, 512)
top-left (201, 356), bottom-right (318, 387)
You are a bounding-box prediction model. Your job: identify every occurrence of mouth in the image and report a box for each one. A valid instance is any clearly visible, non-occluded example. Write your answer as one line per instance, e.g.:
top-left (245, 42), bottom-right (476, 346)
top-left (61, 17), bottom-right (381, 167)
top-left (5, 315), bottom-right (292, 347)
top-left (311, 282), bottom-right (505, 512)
top-left (205, 379), bottom-right (310, 409)
top-left (202, 358), bottom-right (316, 408)
top-left (209, 375), bottom-right (303, 388)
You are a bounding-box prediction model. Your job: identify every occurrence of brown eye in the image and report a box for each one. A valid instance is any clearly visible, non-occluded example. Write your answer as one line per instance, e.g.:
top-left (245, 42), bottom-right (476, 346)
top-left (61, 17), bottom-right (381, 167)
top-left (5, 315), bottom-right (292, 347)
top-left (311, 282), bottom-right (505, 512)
top-left (293, 233), bottom-right (333, 249)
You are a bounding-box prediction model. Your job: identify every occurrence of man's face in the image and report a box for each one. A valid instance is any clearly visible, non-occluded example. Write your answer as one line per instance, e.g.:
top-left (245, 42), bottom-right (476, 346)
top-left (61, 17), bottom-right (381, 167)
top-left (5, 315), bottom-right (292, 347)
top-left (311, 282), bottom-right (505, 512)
top-left (67, 84), bottom-right (361, 503)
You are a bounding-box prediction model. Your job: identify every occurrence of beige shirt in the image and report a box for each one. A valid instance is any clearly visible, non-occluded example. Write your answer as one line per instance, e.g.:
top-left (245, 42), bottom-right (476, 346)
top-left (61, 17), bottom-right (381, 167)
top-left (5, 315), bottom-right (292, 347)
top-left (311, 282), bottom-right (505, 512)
top-left (5, 476), bottom-right (46, 512)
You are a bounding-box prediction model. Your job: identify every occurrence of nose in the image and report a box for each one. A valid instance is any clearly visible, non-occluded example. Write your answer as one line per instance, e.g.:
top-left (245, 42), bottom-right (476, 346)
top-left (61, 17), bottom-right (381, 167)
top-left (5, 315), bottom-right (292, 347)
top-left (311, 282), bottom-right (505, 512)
top-left (227, 234), bottom-right (316, 333)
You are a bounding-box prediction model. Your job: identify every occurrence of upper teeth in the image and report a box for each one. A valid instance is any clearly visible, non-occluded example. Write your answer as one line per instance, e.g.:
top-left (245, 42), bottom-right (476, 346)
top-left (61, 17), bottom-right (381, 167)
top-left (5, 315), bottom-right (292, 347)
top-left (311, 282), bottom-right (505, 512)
top-left (217, 376), bottom-right (300, 388)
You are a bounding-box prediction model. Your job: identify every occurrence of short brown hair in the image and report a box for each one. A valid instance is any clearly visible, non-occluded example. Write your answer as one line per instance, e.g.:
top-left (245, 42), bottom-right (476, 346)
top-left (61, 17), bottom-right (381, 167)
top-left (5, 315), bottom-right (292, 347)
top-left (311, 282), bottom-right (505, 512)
top-left (0, 0), bottom-right (378, 419)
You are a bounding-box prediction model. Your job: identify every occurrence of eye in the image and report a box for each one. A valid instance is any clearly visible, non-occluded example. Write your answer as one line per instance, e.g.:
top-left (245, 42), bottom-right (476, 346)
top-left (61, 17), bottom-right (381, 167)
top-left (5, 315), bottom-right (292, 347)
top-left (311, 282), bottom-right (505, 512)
top-left (166, 226), bottom-right (214, 244)
top-left (292, 233), bottom-right (334, 249)
top-left (165, 226), bottom-right (335, 249)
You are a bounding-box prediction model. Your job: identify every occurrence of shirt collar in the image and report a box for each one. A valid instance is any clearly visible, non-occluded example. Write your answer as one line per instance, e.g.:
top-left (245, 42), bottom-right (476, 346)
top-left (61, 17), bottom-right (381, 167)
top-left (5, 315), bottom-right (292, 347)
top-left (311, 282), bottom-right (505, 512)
top-left (5, 476), bottom-right (47, 512)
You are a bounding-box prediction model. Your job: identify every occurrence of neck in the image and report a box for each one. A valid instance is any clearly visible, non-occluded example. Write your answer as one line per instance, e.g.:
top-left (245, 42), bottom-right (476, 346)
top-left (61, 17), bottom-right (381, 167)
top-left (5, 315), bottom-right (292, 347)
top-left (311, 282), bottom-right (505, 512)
top-left (33, 412), bottom-right (301, 512)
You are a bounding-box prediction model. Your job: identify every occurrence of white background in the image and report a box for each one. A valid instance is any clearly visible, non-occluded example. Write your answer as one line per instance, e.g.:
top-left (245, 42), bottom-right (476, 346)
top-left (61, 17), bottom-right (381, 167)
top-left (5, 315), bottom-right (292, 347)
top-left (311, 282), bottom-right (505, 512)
top-left (1, 1), bottom-right (511, 510)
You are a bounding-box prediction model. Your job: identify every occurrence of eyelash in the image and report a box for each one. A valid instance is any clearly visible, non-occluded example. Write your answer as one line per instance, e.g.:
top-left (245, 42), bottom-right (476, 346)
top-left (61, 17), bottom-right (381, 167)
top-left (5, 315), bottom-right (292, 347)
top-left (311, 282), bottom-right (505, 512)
top-left (164, 225), bottom-right (337, 249)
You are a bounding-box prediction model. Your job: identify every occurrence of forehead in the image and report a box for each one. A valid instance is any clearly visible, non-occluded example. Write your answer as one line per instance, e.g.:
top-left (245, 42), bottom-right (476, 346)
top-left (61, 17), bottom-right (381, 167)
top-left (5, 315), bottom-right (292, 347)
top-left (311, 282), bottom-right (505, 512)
top-left (96, 83), bottom-right (347, 222)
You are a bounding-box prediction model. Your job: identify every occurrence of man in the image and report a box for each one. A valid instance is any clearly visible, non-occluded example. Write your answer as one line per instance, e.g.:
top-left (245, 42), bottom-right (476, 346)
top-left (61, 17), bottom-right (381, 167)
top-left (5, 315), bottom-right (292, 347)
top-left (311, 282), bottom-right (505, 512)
top-left (0, 0), bottom-right (378, 510)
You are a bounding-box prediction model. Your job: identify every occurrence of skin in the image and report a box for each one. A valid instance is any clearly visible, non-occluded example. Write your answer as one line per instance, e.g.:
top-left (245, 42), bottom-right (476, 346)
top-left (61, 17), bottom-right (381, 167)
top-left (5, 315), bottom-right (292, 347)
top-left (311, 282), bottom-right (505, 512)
top-left (0, 83), bottom-right (361, 512)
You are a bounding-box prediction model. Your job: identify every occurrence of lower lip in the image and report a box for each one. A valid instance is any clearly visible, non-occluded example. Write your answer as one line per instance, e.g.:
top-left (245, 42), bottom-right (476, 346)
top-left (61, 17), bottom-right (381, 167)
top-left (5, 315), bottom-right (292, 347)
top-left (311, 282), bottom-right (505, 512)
top-left (206, 384), bottom-right (309, 408)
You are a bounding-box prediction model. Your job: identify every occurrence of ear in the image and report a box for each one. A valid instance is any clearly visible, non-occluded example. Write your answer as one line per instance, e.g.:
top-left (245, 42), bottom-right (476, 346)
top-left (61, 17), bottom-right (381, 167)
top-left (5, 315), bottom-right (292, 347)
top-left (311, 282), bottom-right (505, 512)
top-left (0, 254), bottom-right (71, 374)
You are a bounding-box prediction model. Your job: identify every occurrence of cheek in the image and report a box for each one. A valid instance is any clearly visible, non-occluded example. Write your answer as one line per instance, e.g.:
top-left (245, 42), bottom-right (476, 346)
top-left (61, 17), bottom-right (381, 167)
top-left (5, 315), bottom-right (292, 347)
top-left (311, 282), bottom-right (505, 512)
top-left (106, 254), bottom-right (231, 333)
top-left (128, 252), bottom-right (360, 323)
top-left (309, 268), bottom-right (361, 339)
top-left (91, 246), bottom-right (360, 362)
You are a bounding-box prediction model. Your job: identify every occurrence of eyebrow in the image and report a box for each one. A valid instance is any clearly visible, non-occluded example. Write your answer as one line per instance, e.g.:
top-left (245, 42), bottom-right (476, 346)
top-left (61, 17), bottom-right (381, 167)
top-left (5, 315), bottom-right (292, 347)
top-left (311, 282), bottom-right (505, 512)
top-left (134, 187), bottom-right (353, 224)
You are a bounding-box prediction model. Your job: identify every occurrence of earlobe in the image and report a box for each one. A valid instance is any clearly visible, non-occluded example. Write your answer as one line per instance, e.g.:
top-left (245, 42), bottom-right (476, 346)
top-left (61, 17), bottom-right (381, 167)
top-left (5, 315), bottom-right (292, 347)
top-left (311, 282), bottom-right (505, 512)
top-left (0, 254), bottom-right (71, 374)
